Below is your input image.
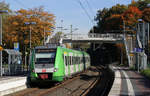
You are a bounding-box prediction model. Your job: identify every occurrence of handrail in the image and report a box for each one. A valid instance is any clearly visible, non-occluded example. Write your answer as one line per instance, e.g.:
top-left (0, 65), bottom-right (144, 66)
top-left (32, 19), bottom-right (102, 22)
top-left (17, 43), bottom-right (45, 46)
top-left (62, 33), bottom-right (123, 40)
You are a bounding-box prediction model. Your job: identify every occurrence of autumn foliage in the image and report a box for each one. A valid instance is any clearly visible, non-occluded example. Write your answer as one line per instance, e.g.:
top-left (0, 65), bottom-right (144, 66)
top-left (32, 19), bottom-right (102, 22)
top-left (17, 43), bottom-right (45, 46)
top-left (94, 2), bottom-right (149, 33)
top-left (142, 8), bottom-right (150, 22)
top-left (3, 7), bottom-right (55, 52)
top-left (105, 14), bottom-right (123, 31)
top-left (122, 6), bottom-right (142, 27)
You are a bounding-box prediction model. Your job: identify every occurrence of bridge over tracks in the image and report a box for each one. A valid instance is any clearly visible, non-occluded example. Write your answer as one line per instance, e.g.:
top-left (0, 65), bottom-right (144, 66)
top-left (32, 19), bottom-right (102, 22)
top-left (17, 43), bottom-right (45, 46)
top-left (61, 33), bottom-right (123, 43)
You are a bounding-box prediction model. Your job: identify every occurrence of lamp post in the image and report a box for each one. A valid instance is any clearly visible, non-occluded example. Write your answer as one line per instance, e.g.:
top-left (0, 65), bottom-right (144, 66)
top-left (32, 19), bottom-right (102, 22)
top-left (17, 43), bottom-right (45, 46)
top-left (0, 10), bottom-right (8, 76)
top-left (136, 19), bottom-right (145, 72)
top-left (24, 22), bottom-right (36, 52)
top-left (147, 4), bottom-right (150, 67)
top-left (24, 21), bottom-right (36, 71)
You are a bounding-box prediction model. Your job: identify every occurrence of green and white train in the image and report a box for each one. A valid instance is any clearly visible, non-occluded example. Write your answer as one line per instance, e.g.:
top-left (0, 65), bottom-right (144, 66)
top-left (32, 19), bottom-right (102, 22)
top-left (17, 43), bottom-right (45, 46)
top-left (28, 45), bottom-right (90, 83)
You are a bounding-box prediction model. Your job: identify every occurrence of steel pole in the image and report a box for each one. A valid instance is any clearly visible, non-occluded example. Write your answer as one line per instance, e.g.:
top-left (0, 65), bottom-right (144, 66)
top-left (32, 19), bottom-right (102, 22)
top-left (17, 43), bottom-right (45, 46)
top-left (28, 25), bottom-right (31, 71)
top-left (0, 15), bottom-right (2, 76)
top-left (29, 25), bottom-right (31, 60)
top-left (143, 23), bottom-right (145, 50)
top-left (122, 21), bottom-right (125, 65)
top-left (148, 23), bottom-right (149, 66)
top-left (71, 25), bottom-right (72, 39)
top-left (44, 27), bottom-right (45, 45)
top-left (25, 46), bottom-right (26, 71)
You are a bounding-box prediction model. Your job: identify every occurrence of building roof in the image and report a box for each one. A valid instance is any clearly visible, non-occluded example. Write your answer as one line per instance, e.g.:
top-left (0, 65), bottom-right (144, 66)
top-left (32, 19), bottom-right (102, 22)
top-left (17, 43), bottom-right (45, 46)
top-left (4, 49), bottom-right (22, 55)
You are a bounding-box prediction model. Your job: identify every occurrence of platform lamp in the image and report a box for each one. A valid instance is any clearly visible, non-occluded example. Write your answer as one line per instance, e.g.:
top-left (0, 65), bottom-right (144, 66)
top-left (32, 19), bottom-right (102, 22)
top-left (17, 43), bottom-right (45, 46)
top-left (0, 10), bottom-right (8, 76)
top-left (24, 21), bottom-right (36, 71)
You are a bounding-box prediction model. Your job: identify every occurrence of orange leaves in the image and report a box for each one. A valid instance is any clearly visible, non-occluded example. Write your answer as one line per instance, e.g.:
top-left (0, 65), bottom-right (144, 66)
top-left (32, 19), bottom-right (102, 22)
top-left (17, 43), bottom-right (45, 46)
top-left (97, 5), bottom-right (143, 33)
top-left (122, 6), bottom-right (142, 27)
top-left (142, 8), bottom-right (150, 22)
top-left (3, 7), bottom-right (55, 52)
top-left (12, 21), bottom-right (18, 26)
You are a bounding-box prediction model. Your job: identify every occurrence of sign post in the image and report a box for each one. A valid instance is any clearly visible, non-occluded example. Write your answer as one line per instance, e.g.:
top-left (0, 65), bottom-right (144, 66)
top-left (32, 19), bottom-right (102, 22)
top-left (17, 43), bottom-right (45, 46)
top-left (14, 43), bottom-right (19, 51)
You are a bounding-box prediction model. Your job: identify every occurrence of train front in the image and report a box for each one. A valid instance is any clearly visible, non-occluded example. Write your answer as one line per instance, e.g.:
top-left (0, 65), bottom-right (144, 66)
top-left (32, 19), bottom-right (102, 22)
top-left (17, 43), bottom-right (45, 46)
top-left (29, 46), bottom-right (58, 82)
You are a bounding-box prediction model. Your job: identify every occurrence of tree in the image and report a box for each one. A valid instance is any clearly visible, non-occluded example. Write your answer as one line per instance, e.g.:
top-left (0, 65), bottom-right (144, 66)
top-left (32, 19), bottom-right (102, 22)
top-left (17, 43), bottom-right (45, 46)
top-left (49, 32), bottom-right (62, 44)
top-left (122, 6), bottom-right (142, 28)
top-left (142, 8), bottom-right (150, 22)
top-left (0, 1), bottom-right (12, 47)
top-left (95, 8), bottom-right (109, 33)
top-left (129, 0), bottom-right (150, 10)
top-left (95, 4), bottom-right (127, 33)
top-left (49, 32), bottom-right (72, 48)
top-left (3, 7), bottom-right (55, 53)
top-left (104, 14), bottom-right (123, 31)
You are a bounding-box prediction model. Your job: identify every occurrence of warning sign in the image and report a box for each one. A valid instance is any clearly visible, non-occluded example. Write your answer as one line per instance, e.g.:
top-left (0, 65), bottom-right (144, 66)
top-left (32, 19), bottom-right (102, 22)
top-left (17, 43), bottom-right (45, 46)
top-left (0, 46), bottom-right (3, 51)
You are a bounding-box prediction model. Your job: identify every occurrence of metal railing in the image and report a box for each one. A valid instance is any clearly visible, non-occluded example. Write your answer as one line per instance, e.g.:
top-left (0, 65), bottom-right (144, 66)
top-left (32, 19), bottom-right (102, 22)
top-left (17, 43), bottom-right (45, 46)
top-left (62, 33), bottom-right (123, 40)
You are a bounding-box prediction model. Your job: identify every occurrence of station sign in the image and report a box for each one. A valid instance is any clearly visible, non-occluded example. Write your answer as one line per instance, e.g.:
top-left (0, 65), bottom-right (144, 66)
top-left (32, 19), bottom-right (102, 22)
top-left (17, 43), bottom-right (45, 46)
top-left (134, 48), bottom-right (143, 53)
top-left (14, 42), bottom-right (19, 51)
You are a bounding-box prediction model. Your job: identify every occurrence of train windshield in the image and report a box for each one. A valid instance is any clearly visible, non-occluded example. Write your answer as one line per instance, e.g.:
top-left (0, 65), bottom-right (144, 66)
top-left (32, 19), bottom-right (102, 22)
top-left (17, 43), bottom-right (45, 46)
top-left (35, 52), bottom-right (56, 64)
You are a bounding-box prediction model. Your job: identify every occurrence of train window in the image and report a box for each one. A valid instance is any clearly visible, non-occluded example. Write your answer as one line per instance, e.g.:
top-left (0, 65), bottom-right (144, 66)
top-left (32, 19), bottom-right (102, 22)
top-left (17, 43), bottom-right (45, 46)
top-left (86, 57), bottom-right (88, 62)
top-left (67, 56), bottom-right (69, 65)
top-left (71, 56), bottom-right (72, 65)
top-left (79, 57), bottom-right (80, 64)
top-left (65, 56), bottom-right (67, 66)
top-left (35, 53), bottom-right (55, 64)
top-left (69, 56), bottom-right (70, 65)
top-left (70, 56), bottom-right (71, 65)
top-left (72, 56), bottom-right (73, 65)
top-left (75, 57), bottom-right (77, 64)
top-left (67, 56), bottom-right (69, 66)
top-left (72, 56), bottom-right (74, 64)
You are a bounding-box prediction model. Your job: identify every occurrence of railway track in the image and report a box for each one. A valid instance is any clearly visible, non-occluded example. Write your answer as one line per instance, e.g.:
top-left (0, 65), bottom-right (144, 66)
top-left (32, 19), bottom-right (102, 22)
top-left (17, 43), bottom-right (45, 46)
top-left (85, 65), bottom-right (114, 96)
top-left (6, 65), bottom-right (113, 96)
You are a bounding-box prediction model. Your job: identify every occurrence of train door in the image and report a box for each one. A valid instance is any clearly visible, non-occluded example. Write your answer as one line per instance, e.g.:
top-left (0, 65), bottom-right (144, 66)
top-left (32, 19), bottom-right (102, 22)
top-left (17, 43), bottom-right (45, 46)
top-left (69, 53), bottom-right (74, 74)
top-left (64, 52), bottom-right (69, 76)
top-left (80, 55), bottom-right (83, 71)
top-left (75, 54), bottom-right (78, 72)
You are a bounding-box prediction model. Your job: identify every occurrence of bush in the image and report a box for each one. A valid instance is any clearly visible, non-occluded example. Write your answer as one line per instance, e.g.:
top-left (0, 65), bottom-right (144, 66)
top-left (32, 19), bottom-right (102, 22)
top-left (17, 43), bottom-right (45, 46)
top-left (141, 69), bottom-right (150, 79)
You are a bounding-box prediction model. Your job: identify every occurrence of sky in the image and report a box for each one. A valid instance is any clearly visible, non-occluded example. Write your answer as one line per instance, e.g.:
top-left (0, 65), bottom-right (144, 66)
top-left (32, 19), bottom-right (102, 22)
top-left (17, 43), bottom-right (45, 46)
top-left (2, 0), bottom-right (131, 34)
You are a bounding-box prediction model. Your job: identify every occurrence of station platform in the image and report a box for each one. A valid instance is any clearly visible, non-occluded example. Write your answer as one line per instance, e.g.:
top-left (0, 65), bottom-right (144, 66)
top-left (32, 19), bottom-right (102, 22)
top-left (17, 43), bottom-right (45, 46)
top-left (108, 66), bottom-right (150, 96)
top-left (0, 76), bottom-right (27, 96)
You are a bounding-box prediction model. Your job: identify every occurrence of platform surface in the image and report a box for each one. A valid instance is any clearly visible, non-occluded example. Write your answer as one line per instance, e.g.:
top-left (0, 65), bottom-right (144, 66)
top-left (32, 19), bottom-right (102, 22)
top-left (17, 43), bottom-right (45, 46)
top-left (0, 76), bottom-right (27, 96)
top-left (109, 66), bottom-right (150, 96)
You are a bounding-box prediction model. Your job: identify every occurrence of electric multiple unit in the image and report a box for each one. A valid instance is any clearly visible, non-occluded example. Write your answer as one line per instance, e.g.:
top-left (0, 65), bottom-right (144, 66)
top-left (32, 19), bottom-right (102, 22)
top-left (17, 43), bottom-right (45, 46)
top-left (28, 45), bottom-right (90, 84)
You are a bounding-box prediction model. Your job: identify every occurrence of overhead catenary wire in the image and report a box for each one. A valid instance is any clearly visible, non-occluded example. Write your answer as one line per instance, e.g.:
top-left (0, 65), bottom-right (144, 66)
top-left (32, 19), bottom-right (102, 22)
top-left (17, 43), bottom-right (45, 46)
top-left (76, 0), bottom-right (94, 25)
top-left (85, 0), bottom-right (95, 16)
top-left (13, 0), bottom-right (26, 9)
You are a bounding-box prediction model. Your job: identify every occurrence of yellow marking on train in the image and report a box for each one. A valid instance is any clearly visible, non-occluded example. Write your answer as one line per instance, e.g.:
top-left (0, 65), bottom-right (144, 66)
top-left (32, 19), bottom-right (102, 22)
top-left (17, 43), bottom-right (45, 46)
top-left (64, 52), bottom-right (67, 54)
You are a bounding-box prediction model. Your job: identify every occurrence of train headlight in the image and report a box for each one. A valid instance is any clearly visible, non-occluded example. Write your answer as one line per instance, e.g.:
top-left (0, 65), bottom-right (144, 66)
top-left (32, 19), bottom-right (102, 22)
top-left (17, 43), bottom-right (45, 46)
top-left (54, 68), bottom-right (58, 72)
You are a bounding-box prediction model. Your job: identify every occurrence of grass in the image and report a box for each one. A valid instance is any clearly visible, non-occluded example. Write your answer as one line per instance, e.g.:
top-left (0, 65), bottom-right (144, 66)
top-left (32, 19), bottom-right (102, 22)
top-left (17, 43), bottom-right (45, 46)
top-left (129, 66), bottom-right (135, 70)
top-left (141, 69), bottom-right (150, 79)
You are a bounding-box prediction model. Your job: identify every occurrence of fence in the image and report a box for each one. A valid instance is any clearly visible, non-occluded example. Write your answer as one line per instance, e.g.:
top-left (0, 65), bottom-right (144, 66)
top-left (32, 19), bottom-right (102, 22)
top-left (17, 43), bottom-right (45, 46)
top-left (2, 49), bottom-right (23, 76)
